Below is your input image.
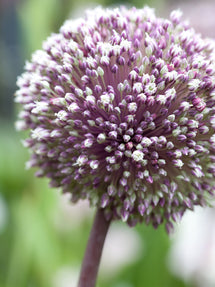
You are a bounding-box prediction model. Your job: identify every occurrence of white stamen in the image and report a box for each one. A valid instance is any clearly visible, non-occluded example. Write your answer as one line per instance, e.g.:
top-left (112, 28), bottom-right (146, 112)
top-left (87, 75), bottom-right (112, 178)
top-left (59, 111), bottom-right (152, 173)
top-left (132, 150), bottom-right (144, 162)
top-left (128, 102), bottom-right (137, 113)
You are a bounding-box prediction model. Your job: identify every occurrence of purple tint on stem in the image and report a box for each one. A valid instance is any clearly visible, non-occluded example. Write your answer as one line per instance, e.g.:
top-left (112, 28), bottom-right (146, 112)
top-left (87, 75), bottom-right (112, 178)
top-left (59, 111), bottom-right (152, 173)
top-left (78, 208), bottom-right (111, 287)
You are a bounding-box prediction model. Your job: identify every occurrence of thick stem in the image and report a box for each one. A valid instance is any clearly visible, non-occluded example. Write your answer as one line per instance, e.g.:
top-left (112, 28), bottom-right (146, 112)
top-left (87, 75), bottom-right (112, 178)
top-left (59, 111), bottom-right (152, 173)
top-left (78, 208), bottom-right (111, 287)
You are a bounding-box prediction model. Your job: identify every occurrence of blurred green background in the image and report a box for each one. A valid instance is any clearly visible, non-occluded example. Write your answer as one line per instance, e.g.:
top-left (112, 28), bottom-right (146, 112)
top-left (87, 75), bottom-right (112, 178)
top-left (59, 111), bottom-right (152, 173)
top-left (1, 0), bottom-right (215, 286)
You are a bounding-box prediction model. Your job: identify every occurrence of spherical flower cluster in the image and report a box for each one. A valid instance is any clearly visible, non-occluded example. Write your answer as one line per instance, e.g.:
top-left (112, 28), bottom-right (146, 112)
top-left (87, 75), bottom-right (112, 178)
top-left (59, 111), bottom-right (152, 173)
top-left (15, 7), bottom-right (215, 232)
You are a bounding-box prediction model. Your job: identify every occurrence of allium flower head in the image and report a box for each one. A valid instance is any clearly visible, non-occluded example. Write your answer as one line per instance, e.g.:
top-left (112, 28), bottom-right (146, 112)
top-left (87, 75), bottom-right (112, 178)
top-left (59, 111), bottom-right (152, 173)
top-left (16, 7), bottom-right (215, 232)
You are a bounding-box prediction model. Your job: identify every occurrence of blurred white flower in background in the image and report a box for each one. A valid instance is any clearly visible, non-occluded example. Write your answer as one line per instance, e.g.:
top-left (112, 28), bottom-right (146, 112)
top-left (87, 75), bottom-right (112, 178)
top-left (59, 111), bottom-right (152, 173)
top-left (0, 194), bottom-right (8, 232)
top-left (100, 222), bottom-right (142, 277)
top-left (55, 193), bottom-right (143, 261)
top-left (54, 194), bottom-right (142, 281)
top-left (53, 266), bottom-right (79, 287)
top-left (168, 206), bottom-right (215, 287)
top-left (54, 194), bottom-right (93, 231)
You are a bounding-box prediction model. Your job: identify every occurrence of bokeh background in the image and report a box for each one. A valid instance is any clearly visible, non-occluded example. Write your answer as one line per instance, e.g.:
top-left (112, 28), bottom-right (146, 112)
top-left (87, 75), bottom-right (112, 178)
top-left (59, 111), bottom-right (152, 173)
top-left (1, 0), bottom-right (215, 286)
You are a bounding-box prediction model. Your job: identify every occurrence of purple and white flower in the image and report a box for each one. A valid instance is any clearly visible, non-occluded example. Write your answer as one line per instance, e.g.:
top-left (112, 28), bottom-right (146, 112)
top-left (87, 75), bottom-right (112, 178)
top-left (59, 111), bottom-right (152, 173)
top-left (15, 6), bottom-right (215, 232)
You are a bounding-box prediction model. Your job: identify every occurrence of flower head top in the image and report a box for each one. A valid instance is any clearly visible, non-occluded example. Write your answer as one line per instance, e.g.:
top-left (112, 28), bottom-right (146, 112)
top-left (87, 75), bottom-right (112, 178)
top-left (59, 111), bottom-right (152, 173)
top-left (16, 7), bottom-right (215, 232)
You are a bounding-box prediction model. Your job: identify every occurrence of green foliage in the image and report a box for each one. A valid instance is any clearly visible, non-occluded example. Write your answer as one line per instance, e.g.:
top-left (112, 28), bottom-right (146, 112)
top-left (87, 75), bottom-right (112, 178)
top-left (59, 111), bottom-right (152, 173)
top-left (17, 0), bottom-right (62, 55)
top-left (0, 124), bottom-right (92, 287)
top-left (98, 224), bottom-right (188, 287)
